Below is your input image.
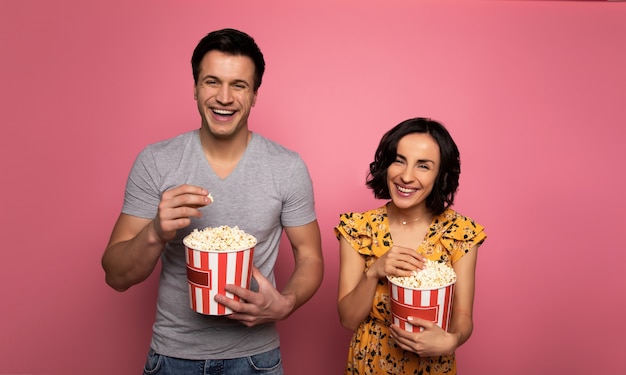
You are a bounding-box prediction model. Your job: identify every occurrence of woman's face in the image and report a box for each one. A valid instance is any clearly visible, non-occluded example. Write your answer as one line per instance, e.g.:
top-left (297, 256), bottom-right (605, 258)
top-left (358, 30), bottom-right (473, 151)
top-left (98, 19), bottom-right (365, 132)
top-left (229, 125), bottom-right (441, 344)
top-left (386, 132), bottom-right (441, 210)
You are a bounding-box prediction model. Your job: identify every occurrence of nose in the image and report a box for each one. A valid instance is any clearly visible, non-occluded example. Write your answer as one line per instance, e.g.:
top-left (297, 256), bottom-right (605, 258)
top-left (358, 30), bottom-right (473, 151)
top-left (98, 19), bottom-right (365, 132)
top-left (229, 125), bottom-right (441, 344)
top-left (400, 165), bottom-right (415, 183)
top-left (216, 85), bottom-right (233, 105)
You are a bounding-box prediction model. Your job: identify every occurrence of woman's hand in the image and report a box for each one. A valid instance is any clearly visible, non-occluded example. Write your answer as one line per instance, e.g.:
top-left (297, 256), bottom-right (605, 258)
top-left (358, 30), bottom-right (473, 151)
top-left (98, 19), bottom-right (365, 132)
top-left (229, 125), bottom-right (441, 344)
top-left (389, 317), bottom-right (459, 357)
top-left (367, 245), bottom-right (425, 279)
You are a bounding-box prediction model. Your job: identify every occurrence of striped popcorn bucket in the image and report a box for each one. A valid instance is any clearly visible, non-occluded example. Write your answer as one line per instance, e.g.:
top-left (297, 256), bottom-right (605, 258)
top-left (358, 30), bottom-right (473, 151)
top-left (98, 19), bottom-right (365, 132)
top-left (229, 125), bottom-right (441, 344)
top-left (388, 278), bottom-right (455, 332)
top-left (185, 244), bottom-right (255, 315)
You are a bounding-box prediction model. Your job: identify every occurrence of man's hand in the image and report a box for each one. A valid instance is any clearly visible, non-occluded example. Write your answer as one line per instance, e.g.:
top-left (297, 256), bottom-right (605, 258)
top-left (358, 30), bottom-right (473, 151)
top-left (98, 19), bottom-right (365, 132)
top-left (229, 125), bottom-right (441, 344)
top-left (103, 184), bottom-right (212, 292)
top-left (214, 267), bottom-right (296, 327)
top-left (153, 184), bottom-right (212, 243)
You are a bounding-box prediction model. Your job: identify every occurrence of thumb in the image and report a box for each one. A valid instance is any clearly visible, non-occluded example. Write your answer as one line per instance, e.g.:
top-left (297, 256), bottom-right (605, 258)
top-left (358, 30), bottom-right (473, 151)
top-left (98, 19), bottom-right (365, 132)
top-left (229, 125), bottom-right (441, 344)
top-left (407, 316), bottom-right (433, 328)
top-left (250, 266), bottom-right (271, 288)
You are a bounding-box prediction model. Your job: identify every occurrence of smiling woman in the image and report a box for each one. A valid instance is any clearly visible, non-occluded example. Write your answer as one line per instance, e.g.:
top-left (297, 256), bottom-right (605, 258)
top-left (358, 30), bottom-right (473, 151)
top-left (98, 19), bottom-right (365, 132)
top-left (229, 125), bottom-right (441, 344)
top-left (334, 118), bottom-right (487, 374)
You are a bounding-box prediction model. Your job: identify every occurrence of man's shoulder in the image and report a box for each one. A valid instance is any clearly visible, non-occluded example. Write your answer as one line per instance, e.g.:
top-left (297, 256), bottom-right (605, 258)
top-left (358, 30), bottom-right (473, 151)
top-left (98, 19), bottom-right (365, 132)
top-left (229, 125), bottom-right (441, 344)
top-left (141, 130), bottom-right (197, 154)
top-left (251, 133), bottom-right (300, 159)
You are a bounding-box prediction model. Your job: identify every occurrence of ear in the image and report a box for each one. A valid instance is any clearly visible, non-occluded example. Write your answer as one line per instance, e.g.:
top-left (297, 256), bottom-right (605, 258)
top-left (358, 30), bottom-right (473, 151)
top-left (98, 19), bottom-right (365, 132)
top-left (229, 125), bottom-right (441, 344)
top-left (251, 91), bottom-right (258, 107)
top-left (193, 84), bottom-right (198, 100)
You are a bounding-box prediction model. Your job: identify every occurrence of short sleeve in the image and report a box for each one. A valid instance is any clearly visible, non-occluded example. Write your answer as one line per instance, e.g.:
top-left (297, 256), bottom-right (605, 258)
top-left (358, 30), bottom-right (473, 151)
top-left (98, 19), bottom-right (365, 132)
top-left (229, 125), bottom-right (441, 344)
top-left (334, 212), bottom-right (374, 253)
top-left (439, 213), bottom-right (487, 264)
top-left (334, 208), bottom-right (389, 257)
top-left (122, 146), bottom-right (162, 219)
top-left (280, 155), bottom-right (317, 227)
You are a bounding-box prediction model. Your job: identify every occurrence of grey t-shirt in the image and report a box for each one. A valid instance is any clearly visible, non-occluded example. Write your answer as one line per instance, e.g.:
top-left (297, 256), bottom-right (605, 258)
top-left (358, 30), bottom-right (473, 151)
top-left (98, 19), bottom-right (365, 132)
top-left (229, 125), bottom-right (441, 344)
top-left (122, 130), bottom-right (317, 359)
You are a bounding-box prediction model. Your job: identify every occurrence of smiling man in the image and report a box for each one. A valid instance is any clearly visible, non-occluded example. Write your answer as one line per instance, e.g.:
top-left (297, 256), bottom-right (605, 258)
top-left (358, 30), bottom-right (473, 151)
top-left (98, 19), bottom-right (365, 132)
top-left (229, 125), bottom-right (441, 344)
top-left (102, 29), bottom-right (324, 375)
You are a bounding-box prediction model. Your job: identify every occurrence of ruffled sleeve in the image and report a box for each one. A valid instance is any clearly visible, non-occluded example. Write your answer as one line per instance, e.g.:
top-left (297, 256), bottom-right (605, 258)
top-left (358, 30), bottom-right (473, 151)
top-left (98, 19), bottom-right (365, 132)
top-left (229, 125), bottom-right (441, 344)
top-left (334, 207), bottom-right (389, 257)
top-left (432, 209), bottom-right (487, 264)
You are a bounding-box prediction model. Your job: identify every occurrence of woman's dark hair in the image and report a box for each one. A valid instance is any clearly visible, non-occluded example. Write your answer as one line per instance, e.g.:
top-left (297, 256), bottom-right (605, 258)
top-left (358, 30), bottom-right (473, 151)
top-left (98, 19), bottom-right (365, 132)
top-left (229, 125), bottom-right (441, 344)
top-left (366, 117), bottom-right (461, 215)
top-left (191, 28), bottom-right (266, 91)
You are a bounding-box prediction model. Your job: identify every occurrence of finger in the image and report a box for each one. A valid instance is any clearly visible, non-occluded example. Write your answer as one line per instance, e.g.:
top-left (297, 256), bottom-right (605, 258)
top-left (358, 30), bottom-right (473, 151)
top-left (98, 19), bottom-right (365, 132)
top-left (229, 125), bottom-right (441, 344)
top-left (160, 205), bottom-right (203, 220)
top-left (389, 246), bottom-right (424, 261)
top-left (172, 192), bottom-right (211, 209)
top-left (387, 258), bottom-right (421, 276)
top-left (214, 293), bottom-right (250, 314)
top-left (162, 185), bottom-right (211, 208)
top-left (250, 267), bottom-right (271, 287)
top-left (165, 184), bottom-right (208, 197)
top-left (227, 312), bottom-right (259, 327)
top-left (389, 324), bottom-right (406, 338)
top-left (224, 267), bottom-right (264, 302)
top-left (224, 283), bottom-right (254, 301)
top-left (389, 244), bottom-right (411, 251)
top-left (157, 216), bottom-right (193, 233)
top-left (407, 316), bottom-right (433, 329)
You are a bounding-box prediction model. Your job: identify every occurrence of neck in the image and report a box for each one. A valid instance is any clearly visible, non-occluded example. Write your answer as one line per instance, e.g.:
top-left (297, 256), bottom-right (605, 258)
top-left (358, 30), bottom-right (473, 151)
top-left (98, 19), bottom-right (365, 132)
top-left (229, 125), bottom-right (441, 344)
top-left (199, 128), bottom-right (251, 161)
top-left (199, 129), bottom-right (251, 179)
top-left (388, 203), bottom-right (429, 226)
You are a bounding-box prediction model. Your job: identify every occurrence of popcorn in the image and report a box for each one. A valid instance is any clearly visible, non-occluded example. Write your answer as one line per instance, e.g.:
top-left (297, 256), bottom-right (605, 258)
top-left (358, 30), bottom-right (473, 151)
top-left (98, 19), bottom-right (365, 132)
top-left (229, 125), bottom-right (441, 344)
top-left (388, 259), bottom-right (456, 289)
top-left (207, 193), bottom-right (214, 203)
top-left (183, 226), bottom-right (256, 251)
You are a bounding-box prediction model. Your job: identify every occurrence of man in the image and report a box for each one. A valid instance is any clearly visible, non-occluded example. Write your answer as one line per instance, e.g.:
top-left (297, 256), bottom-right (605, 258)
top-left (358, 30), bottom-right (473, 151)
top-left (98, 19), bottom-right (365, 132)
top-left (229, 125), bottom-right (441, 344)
top-left (102, 28), bottom-right (324, 374)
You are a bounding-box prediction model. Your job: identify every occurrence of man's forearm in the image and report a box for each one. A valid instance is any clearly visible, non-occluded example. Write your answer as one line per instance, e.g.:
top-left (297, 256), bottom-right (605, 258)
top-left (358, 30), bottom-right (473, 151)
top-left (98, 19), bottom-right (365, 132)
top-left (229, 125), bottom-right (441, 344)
top-left (102, 221), bottom-right (165, 292)
top-left (281, 255), bottom-right (324, 313)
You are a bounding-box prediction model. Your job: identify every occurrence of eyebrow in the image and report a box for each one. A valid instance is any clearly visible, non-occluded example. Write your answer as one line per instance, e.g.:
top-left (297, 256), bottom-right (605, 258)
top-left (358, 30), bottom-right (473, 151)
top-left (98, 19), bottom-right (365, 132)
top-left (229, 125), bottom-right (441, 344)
top-left (396, 154), bottom-right (435, 164)
top-left (201, 75), bottom-right (251, 87)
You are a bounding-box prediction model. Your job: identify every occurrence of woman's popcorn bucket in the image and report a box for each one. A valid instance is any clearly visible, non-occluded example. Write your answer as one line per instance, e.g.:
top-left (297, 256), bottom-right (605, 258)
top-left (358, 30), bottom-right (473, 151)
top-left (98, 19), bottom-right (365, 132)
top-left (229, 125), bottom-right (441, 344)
top-left (183, 227), bottom-right (256, 315)
top-left (388, 279), bottom-right (455, 333)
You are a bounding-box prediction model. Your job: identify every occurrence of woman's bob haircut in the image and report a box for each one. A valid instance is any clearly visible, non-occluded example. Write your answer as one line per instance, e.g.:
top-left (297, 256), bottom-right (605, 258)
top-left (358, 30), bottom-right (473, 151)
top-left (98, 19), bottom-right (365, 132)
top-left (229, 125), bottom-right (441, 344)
top-left (366, 117), bottom-right (461, 216)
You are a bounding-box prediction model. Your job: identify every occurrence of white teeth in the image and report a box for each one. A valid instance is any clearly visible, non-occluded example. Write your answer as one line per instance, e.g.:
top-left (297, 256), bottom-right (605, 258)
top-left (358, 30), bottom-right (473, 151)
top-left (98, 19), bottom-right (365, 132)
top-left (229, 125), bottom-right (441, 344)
top-left (213, 109), bottom-right (234, 115)
top-left (397, 185), bottom-right (416, 193)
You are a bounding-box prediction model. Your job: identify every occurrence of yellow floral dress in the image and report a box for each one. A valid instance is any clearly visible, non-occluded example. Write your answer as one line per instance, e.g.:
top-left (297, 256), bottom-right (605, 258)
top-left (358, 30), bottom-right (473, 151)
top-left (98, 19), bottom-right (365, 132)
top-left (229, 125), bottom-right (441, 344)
top-left (334, 206), bottom-right (487, 375)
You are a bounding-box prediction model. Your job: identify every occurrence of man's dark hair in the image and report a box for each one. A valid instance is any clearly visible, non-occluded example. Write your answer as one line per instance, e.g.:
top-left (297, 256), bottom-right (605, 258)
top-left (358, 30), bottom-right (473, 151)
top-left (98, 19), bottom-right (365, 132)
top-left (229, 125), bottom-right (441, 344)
top-left (191, 28), bottom-right (265, 91)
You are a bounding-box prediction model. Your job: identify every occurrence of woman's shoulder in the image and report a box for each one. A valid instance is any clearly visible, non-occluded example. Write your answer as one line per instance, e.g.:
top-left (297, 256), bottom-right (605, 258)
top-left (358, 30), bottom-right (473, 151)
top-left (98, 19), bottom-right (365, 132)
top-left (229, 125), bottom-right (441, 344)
top-left (434, 208), bottom-right (487, 245)
top-left (436, 208), bottom-right (483, 226)
top-left (335, 206), bottom-right (386, 236)
top-left (335, 206), bottom-right (388, 254)
top-left (338, 206), bottom-right (386, 224)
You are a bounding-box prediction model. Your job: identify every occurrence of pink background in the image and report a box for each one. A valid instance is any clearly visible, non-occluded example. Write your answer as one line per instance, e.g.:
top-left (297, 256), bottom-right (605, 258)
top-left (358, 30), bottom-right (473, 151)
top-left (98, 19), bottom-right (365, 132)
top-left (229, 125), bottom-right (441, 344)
top-left (1, 1), bottom-right (625, 374)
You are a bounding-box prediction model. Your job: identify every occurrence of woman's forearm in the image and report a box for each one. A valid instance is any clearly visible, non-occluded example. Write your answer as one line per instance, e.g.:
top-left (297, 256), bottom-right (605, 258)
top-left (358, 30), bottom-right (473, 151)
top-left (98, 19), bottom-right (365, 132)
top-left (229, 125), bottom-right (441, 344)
top-left (338, 268), bottom-right (380, 330)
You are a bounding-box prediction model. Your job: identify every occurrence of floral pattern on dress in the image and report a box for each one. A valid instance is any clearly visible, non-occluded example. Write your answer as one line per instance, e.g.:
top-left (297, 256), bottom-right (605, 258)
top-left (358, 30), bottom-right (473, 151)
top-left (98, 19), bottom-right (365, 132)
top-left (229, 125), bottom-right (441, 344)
top-left (335, 206), bottom-right (487, 375)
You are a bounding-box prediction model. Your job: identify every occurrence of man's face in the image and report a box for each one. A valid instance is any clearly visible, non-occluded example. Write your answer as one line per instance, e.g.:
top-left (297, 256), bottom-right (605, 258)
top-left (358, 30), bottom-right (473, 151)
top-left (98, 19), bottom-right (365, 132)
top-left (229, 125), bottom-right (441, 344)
top-left (194, 50), bottom-right (258, 139)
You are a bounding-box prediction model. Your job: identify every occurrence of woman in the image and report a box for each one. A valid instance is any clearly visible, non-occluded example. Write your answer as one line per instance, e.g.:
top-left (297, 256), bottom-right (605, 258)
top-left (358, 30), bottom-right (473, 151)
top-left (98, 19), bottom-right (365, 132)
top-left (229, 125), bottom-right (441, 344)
top-left (335, 118), bottom-right (487, 374)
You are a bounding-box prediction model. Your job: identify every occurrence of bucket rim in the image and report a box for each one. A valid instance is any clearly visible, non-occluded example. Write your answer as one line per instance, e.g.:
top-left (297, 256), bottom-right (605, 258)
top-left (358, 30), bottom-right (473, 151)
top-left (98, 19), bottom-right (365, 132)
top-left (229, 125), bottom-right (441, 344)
top-left (386, 275), bottom-right (456, 291)
top-left (184, 243), bottom-right (256, 253)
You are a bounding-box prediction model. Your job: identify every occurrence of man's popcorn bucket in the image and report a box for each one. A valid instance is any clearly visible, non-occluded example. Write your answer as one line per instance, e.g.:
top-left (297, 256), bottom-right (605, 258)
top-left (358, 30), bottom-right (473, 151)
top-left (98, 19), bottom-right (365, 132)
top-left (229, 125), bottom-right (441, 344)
top-left (185, 244), bottom-right (255, 315)
top-left (388, 278), bottom-right (455, 332)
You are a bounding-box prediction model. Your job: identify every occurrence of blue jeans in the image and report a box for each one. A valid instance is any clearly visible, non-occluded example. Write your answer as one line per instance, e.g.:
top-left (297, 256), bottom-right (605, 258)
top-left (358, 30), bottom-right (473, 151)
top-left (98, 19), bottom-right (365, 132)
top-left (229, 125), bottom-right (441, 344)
top-left (142, 347), bottom-right (283, 375)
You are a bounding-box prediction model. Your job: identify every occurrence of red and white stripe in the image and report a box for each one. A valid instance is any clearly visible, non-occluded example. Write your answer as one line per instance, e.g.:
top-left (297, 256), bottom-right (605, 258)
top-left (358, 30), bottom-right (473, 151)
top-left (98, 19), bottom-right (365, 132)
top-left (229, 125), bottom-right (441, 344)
top-left (185, 246), bottom-right (254, 315)
top-left (389, 282), bottom-right (455, 332)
